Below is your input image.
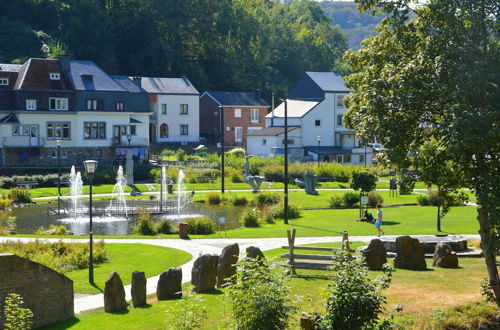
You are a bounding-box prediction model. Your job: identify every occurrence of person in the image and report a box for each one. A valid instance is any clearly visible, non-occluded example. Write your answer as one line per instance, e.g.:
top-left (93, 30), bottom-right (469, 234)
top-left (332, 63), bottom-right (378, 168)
top-left (375, 204), bottom-right (384, 237)
top-left (356, 210), bottom-right (374, 223)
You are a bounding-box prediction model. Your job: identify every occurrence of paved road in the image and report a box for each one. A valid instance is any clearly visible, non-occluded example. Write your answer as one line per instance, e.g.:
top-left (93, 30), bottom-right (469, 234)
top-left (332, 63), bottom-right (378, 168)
top-left (0, 234), bottom-right (480, 314)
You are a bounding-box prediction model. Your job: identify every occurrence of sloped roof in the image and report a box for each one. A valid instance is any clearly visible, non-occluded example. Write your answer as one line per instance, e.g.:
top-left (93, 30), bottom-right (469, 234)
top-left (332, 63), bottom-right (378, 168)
top-left (0, 71), bottom-right (18, 89)
top-left (247, 126), bottom-right (300, 136)
top-left (140, 77), bottom-right (198, 95)
top-left (305, 72), bottom-right (349, 92)
top-left (202, 91), bottom-right (269, 107)
top-left (265, 99), bottom-right (319, 118)
top-left (67, 60), bottom-right (125, 91)
top-left (0, 64), bottom-right (22, 72)
top-left (111, 75), bottom-right (145, 93)
top-left (15, 58), bottom-right (72, 90)
top-left (0, 113), bottom-right (19, 123)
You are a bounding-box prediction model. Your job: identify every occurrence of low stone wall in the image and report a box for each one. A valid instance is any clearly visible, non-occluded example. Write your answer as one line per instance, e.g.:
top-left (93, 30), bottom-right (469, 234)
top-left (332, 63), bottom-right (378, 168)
top-left (0, 253), bottom-right (74, 328)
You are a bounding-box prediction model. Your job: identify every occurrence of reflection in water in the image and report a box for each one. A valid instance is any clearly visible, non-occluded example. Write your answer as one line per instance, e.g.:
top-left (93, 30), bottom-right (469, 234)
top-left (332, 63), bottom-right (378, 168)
top-left (58, 216), bottom-right (129, 236)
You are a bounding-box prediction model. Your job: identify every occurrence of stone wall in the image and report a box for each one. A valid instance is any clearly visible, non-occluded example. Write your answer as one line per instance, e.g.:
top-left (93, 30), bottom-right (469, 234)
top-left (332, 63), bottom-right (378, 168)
top-left (0, 253), bottom-right (74, 328)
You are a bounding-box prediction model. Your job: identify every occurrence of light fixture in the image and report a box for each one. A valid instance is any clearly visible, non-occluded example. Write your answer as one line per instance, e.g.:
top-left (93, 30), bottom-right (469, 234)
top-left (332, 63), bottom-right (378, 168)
top-left (83, 160), bottom-right (98, 174)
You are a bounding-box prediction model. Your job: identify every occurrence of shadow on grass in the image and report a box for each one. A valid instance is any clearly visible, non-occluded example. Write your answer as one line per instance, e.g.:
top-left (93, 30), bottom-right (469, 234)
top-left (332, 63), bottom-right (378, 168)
top-left (90, 282), bottom-right (104, 293)
top-left (291, 223), bottom-right (344, 234)
top-left (379, 221), bottom-right (400, 226)
top-left (293, 274), bottom-right (330, 281)
top-left (40, 317), bottom-right (80, 329)
top-left (201, 289), bottom-right (225, 296)
top-left (107, 309), bottom-right (130, 315)
top-left (135, 303), bottom-right (153, 309)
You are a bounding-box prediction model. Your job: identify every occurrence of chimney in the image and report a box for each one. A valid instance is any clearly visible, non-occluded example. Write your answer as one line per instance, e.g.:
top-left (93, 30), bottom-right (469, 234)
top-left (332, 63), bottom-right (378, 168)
top-left (255, 89), bottom-right (261, 99)
top-left (132, 76), bottom-right (142, 87)
top-left (58, 55), bottom-right (71, 73)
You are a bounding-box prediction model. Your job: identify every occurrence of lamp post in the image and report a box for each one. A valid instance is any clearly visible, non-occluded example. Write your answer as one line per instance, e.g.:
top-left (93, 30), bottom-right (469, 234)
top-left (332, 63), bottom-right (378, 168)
top-left (160, 162), bottom-right (164, 212)
top-left (316, 136), bottom-right (322, 166)
top-left (127, 134), bottom-right (132, 146)
top-left (83, 160), bottom-right (98, 284)
top-left (219, 105), bottom-right (225, 193)
top-left (56, 139), bottom-right (62, 196)
top-left (279, 98), bottom-right (289, 225)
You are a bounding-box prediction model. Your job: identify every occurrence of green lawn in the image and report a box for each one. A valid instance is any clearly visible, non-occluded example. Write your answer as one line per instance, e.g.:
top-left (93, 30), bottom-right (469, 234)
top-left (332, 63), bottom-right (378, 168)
top-left (69, 243), bottom-right (191, 294)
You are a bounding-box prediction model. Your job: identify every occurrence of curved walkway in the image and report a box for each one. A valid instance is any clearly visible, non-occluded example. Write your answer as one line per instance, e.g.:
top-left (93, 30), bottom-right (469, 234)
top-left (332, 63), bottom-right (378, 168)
top-left (0, 234), bottom-right (480, 314)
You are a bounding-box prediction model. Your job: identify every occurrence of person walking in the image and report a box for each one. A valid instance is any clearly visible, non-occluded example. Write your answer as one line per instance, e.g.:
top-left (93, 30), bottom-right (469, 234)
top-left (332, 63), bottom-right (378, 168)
top-left (375, 204), bottom-right (384, 237)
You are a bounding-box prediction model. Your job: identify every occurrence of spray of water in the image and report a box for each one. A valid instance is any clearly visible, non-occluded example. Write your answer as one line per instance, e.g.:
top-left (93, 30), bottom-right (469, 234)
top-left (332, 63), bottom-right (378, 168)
top-left (69, 165), bottom-right (83, 219)
top-left (107, 166), bottom-right (128, 217)
top-left (177, 170), bottom-right (186, 219)
top-left (161, 166), bottom-right (167, 207)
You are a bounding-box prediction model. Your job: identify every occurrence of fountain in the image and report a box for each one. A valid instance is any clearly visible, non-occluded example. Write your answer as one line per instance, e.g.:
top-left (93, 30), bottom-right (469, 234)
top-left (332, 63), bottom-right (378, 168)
top-left (107, 166), bottom-right (128, 217)
top-left (177, 170), bottom-right (186, 219)
top-left (69, 165), bottom-right (83, 219)
top-left (161, 166), bottom-right (168, 205)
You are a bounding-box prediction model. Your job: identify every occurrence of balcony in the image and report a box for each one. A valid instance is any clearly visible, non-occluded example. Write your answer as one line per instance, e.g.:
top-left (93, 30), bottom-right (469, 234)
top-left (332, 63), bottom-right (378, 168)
top-left (1, 136), bottom-right (46, 147)
top-left (111, 136), bottom-right (149, 147)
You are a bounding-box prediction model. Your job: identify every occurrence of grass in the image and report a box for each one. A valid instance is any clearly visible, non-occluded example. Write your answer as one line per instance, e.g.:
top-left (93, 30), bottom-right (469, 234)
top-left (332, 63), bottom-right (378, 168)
top-left (68, 243), bottom-right (191, 294)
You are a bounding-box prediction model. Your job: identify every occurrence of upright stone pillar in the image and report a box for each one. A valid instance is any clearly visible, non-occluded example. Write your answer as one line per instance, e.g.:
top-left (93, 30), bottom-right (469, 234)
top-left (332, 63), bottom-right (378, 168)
top-left (126, 149), bottom-right (134, 185)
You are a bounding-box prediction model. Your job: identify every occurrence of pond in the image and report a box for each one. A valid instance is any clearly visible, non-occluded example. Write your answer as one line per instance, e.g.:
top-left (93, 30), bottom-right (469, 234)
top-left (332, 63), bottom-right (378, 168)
top-left (8, 201), bottom-right (245, 236)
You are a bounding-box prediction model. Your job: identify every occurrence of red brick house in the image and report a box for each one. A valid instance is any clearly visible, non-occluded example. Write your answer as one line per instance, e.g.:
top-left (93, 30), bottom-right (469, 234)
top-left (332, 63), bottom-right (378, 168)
top-left (199, 91), bottom-right (270, 147)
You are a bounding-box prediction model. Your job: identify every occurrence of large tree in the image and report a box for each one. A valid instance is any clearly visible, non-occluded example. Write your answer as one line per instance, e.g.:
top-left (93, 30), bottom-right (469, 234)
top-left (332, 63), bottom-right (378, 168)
top-left (344, 0), bottom-right (500, 305)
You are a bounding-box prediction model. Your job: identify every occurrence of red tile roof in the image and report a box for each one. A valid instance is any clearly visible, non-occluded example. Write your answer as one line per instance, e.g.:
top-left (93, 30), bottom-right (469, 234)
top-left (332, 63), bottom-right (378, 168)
top-left (14, 58), bottom-right (72, 90)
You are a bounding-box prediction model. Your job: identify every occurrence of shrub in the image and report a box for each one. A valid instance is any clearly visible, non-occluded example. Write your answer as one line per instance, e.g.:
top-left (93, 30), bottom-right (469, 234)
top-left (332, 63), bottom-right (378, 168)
top-left (329, 195), bottom-right (344, 208)
top-left (165, 295), bottom-right (207, 329)
top-left (231, 195), bottom-right (248, 206)
top-left (9, 188), bottom-right (31, 203)
top-left (240, 209), bottom-right (260, 227)
top-left (417, 194), bottom-right (431, 206)
top-left (343, 192), bottom-right (360, 207)
top-left (227, 147), bottom-right (246, 157)
top-left (5, 216), bottom-right (16, 234)
top-left (176, 148), bottom-right (186, 161)
top-left (161, 149), bottom-right (176, 157)
top-left (228, 257), bottom-right (298, 330)
top-left (427, 189), bottom-right (440, 206)
top-left (260, 207), bottom-right (276, 224)
top-left (254, 192), bottom-right (280, 206)
top-left (367, 191), bottom-right (384, 207)
top-left (186, 217), bottom-right (216, 235)
top-left (133, 208), bottom-right (156, 235)
top-left (2, 293), bottom-right (33, 330)
top-left (156, 219), bottom-right (176, 234)
top-left (350, 171), bottom-right (378, 193)
top-left (206, 192), bottom-right (221, 205)
top-left (0, 198), bottom-right (12, 210)
top-left (318, 250), bottom-right (393, 330)
top-left (260, 164), bottom-right (283, 182)
top-left (274, 203), bottom-right (301, 219)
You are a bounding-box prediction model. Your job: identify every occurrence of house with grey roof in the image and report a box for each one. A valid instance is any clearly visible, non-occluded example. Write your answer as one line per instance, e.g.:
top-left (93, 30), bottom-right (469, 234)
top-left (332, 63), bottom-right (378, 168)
top-left (138, 76), bottom-right (199, 145)
top-left (199, 91), bottom-right (270, 146)
top-left (247, 72), bottom-right (372, 165)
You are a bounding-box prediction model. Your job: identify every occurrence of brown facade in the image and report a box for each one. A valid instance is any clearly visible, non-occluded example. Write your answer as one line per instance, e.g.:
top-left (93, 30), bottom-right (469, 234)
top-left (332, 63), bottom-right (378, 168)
top-left (199, 95), bottom-right (221, 144)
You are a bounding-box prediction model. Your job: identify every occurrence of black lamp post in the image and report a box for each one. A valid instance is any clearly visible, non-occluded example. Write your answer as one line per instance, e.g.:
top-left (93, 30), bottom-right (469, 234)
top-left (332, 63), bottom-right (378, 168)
top-left (219, 105), bottom-right (225, 193)
top-left (160, 162), bottom-right (164, 212)
top-left (83, 159), bottom-right (98, 283)
top-left (56, 139), bottom-right (62, 196)
top-left (316, 136), bottom-right (322, 166)
top-left (127, 134), bottom-right (132, 146)
top-left (279, 98), bottom-right (289, 225)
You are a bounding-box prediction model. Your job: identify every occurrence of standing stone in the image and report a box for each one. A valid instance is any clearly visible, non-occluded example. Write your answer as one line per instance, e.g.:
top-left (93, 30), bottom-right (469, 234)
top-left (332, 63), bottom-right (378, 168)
top-left (157, 267), bottom-right (182, 300)
top-left (394, 236), bottom-right (427, 270)
top-left (432, 243), bottom-right (459, 268)
top-left (191, 254), bottom-right (218, 293)
top-left (131, 271), bottom-right (146, 307)
top-left (362, 239), bottom-right (388, 270)
top-left (217, 243), bottom-right (240, 288)
top-left (246, 246), bottom-right (265, 260)
top-left (104, 272), bottom-right (127, 313)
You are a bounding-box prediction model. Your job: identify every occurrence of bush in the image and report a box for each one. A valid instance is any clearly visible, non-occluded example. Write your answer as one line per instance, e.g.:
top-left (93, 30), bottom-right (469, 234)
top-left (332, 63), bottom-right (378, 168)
top-left (133, 208), bottom-right (156, 235)
top-left (329, 195), bottom-right (344, 208)
top-left (156, 219), bottom-right (176, 234)
top-left (350, 171), bottom-right (378, 193)
top-left (228, 258), bottom-right (298, 330)
top-left (343, 192), bottom-right (360, 207)
top-left (227, 148), bottom-right (246, 157)
top-left (274, 203), bottom-right (301, 219)
top-left (417, 194), bottom-right (431, 206)
top-left (9, 188), bottom-right (31, 203)
top-left (367, 191), bottom-right (384, 207)
top-left (0, 198), bottom-right (12, 210)
top-left (231, 195), bottom-right (248, 206)
top-left (227, 168), bottom-right (244, 183)
top-left (206, 192), bottom-right (222, 205)
top-left (176, 148), bottom-right (187, 161)
top-left (254, 192), bottom-right (280, 206)
top-left (396, 172), bottom-right (416, 194)
top-left (165, 295), bottom-right (207, 329)
top-left (186, 217), bottom-right (216, 235)
top-left (240, 209), bottom-right (260, 227)
top-left (260, 207), bottom-right (276, 224)
top-left (260, 164), bottom-right (283, 182)
top-left (2, 293), bottom-right (33, 330)
top-left (427, 189), bottom-right (440, 206)
top-left (5, 216), bottom-right (16, 234)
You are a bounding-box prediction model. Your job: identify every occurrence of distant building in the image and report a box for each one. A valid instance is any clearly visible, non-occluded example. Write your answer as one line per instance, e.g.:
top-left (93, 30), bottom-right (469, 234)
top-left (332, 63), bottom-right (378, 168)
top-left (199, 91), bottom-right (270, 147)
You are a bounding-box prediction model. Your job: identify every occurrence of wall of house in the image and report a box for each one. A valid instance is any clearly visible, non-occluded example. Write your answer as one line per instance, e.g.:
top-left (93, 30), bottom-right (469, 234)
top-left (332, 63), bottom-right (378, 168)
top-left (199, 95), bottom-right (220, 140)
top-left (73, 90), bottom-right (149, 113)
top-left (155, 94), bottom-right (199, 143)
top-left (247, 129), bottom-right (302, 158)
top-left (14, 90), bottom-right (75, 111)
top-left (264, 117), bottom-right (302, 127)
top-left (222, 106), bottom-right (268, 146)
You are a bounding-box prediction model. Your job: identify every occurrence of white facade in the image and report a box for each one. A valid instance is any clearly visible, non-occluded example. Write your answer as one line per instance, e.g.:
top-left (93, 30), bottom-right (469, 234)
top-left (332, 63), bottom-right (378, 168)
top-left (247, 128), bottom-right (302, 159)
top-left (153, 94), bottom-right (200, 143)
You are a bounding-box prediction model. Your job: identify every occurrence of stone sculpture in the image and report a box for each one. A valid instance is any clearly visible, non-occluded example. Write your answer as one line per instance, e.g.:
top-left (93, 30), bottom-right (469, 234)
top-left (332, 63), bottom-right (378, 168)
top-left (191, 254), bottom-right (219, 293)
top-left (362, 239), bottom-right (387, 270)
top-left (217, 243), bottom-right (240, 288)
top-left (104, 272), bottom-right (127, 313)
top-left (394, 236), bottom-right (427, 270)
top-left (432, 243), bottom-right (459, 268)
top-left (131, 271), bottom-right (147, 307)
top-left (244, 155), bottom-right (265, 193)
top-left (157, 267), bottom-right (183, 299)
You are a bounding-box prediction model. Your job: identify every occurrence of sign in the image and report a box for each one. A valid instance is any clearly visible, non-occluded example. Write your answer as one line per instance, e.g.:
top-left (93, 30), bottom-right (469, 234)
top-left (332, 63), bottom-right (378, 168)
top-left (219, 217), bottom-right (226, 224)
top-left (361, 196), bottom-right (369, 204)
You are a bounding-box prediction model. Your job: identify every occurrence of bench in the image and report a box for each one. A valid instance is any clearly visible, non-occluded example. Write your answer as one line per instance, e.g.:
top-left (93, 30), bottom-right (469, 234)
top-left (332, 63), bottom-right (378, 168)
top-left (15, 181), bottom-right (39, 189)
top-left (197, 176), bottom-right (216, 183)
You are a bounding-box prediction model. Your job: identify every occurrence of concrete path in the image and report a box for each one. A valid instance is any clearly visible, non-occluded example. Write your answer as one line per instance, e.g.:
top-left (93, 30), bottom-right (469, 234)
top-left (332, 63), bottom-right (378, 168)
top-left (0, 234), bottom-right (481, 314)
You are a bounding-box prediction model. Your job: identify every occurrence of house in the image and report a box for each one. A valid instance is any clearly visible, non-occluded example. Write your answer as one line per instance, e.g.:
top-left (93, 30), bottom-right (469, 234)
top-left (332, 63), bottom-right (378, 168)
top-left (139, 76), bottom-right (200, 145)
top-left (247, 72), bottom-right (372, 165)
top-left (199, 91), bottom-right (270, 147)
top-left (0, 58), bottom-right (150, 166)
top-left (246, 126), bottom-right (303, 161)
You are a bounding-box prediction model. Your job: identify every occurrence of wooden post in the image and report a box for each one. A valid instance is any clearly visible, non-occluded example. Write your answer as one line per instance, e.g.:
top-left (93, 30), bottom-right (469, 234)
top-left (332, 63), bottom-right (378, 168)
top-left (342, 231), bottom-right (350, 251)
top-left (300, 312), bottom-right (314, 330)
top-left (286, 229), bottom-right (297, 274)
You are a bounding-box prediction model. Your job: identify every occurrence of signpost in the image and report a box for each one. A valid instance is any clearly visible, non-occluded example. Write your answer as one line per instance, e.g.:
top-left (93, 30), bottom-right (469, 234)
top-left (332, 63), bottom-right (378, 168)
top-left (219, 217), bottom-right (227, 237)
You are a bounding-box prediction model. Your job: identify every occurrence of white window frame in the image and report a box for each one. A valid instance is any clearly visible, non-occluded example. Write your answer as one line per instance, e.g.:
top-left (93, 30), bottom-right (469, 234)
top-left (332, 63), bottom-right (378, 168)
top-left (337, 95), bottom-right (345, 107)
top-left (26, 99), bottom-right (37, 110)
top-left (115, 101), bottom-right (124, 111)
top-left (49, 73), bottom-right (60, 80)
top-left (250, 109), bottom-right (259, 123)
top-left (180, 124), bottom-right (189, 135)
top-left (234, 126), bottom-right (243, 143)
top-left (180, 104), bottom-right (188, 115)
top-left (47, 122), bottom-right (70, 140)
top-left (49, 97), bottom-right (68, 111)
top-left (161, 104), bottom-right (167, 115)
top-left (234, 108), bottom-right (241, 118)
top-left (0, 78), bottom-right (9, 86)
top-left (87, 99), bottom-right (98, 111)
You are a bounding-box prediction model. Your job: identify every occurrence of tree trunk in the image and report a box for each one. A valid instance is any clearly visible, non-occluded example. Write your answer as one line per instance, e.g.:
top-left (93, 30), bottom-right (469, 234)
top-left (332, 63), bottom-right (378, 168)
top-left (477, 203), bottom-right (500, 308)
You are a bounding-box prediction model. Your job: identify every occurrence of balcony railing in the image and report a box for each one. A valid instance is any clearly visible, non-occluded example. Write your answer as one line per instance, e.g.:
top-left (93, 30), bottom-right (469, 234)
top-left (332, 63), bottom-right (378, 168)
top-left (1, 136), bottom-right (46, 147)
top-left (111, 137), bottom-right (149, 146)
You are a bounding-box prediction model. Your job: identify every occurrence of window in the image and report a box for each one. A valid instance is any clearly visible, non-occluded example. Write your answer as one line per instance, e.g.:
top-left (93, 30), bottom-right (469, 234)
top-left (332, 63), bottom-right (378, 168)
top-left (250, 109), bottom-right (259, 123)
top-left (234, 108), bottom-right (241, 118)
top-left (180, 124), bottom-right (189, 135)
top-left (84, 122), bottom-right (106, 139)
top-left (87, 99), bottom-right (98, 111)
top-left (50, 150), bottom-right (57, 159)
top-left (96, 149), bottom-right (102, 158)
top-left (0, 78), bottom-right (8, 86)
top-left (282, 138), bottom-right (295, 145)
top-left (50, 149), bottom-right (67, 159)
top-left (49, 73), bottom-right (60, 80)
top-left (315, 120), bottom-right (321, 126)
top-left (337, 95), bottom-right (345, 107)
top-left (262, 139), bottom-right (267, 145)
top-left (343, 154), bottom-right (352, 163)
top-left (336, 155), bottom-right (343, 163)
top-left (160, 124), bottom-right (169, 138)
top-left (337, 114), bottom-right (343, 127)
top-left (12, 125), bottom-right (20, 136)
top-left (180, 104), bottom-right (188, 114)
top-left (161, 104), bottom-right (167, 115)
top-left (359, 155), bottom-right (364, 163)
top-left (26, 99), bottom-right (37, 110)
top-left (49, 98), bottom-right (68, 110)
top-left (234, 127), bottom-right (242, 142)
top-left (115, 101), bottom-right (124, 111)
top-left (47, 122), bottom-right (70, 140)
top-left (130, 125), bottom-right (136, 135)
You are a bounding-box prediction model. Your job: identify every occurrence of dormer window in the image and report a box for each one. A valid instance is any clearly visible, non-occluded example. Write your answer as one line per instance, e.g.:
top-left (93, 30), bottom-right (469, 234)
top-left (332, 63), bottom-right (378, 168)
top-left (0, 78), bottom-right (8, 86)
top-left (49, 73), bottom-right (60, 80)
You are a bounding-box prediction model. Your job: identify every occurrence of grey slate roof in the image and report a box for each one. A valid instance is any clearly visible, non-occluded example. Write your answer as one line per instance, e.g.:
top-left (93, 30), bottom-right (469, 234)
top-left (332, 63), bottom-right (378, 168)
top-left (305, 72), bottom-right (349, 92)
top-left (68, 60), bottom-right (125, 91)
top-left (202, 91), bottom-right (269, 107)
top-left (265, 99), bottom-right (319, 118)
top-left (247, 126), bottom-right (299, 136)
top-left (140, 77), bottom-right (198, 95)
top-left (111, 75), bottom-right (145, 93)
top-left (0, 64), bottom-right (22, 72)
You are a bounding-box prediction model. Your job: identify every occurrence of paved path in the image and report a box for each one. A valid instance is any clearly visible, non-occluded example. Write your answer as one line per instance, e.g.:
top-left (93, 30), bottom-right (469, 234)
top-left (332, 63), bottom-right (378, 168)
top-left (0, 234), bottom-right (481, 314)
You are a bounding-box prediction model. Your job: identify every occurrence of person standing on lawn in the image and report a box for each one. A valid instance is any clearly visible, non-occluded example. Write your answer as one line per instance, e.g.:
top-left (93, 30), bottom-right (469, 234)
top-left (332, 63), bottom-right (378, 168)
top-left (375, 204), bottom-right (384, 237)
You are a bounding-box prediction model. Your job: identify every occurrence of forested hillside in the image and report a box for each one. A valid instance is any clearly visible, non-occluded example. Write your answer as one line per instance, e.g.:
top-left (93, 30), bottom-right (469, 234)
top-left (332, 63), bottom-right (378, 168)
top-left (0, 0), bottom-right (349, 98)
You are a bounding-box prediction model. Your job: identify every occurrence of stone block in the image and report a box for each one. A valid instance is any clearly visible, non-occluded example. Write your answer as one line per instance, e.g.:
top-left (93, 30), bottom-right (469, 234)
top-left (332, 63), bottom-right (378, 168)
top-left (104, 272), bottom-right (127, 313)
top-left (217, 243), bottom-right (239, 288)
top-left (157, 267), bottom-right (183, 300)
top-left (131, 271), bottom-right (147, 307)
top-left (191, 254), bottom-right (218, 293)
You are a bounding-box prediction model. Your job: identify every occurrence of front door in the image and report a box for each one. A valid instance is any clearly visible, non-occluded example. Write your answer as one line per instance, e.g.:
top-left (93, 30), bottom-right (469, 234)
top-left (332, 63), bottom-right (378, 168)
top-left (234, 127), bottom-right (242, 144)
top-left (29, 125), bottom-right (38, 146)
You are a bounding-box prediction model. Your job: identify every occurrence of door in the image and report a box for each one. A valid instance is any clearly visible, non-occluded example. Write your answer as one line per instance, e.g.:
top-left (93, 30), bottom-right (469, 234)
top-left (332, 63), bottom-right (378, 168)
top-left (234, 127), bottom-right (242, 144)
top-left (29, 125), bottom-right (38, 146)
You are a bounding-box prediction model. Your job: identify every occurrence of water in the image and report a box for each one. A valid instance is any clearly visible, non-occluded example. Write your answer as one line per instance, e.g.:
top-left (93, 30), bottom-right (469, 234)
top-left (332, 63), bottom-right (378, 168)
top-left (177, 170), bottom-right (186, 219)
top-left (107, 165), bottom-right (128, 217)
top-left (69, 165), bottom-right (83, 219)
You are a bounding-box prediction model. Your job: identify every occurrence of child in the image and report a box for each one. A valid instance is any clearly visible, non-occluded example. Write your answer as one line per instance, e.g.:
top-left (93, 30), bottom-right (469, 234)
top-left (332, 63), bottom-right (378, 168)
top-left (375, 204), bottom-right (384, 237)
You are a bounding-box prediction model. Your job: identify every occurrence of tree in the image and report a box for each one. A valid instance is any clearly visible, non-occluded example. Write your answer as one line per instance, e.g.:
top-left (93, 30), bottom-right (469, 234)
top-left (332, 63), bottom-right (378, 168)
top-left (344, 0), bottom-right (500, 306)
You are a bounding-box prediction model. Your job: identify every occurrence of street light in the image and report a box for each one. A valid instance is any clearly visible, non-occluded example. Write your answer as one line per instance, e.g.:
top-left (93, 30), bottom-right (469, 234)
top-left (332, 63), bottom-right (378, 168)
top-left (279, 98), bottom-right (289, 225)
top-left (83, 159), bottom-right (98, 284)
top-left (126, 134), bottom-right (132, 146)
top-left (56, 139), bottom-right (62, 196)
top-left (160, 162), bottom-right (165, 213)
top-left (219, 105), bottom-right (225, 193)
top-left (316, 136), bottom-right (322, 166)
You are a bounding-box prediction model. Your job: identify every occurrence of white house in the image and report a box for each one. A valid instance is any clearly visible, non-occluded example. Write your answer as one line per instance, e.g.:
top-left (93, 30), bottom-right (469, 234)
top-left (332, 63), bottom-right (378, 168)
top-left (247, 126), bottom-right (302, 160)
top-left (139, 77), bottom-right (200, 145)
